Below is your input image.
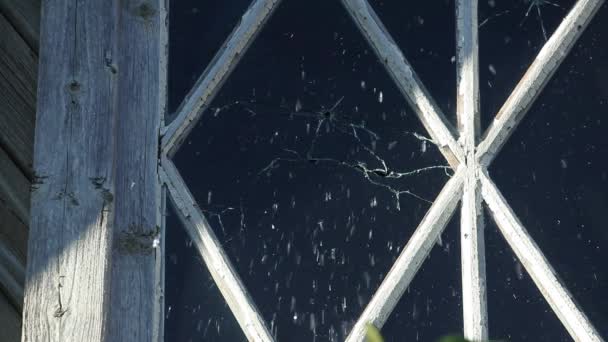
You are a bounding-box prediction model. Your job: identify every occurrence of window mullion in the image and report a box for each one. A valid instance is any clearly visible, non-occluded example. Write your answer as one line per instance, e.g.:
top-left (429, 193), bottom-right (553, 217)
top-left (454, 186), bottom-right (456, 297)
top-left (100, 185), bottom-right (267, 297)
top-left (456, 0), bottom-right (488, 340)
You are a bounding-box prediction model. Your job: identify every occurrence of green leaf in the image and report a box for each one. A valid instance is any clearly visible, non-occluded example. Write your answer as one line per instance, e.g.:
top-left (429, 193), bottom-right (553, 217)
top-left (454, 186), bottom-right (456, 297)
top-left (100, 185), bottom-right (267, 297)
top-left (365, 323), bottom-right (384, 342)
top-left (437, 335), bottom-right (473, 342)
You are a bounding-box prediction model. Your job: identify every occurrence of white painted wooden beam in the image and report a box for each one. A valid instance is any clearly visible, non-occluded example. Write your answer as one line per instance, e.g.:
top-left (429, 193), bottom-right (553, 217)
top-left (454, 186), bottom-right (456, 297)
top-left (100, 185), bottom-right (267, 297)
top-left (341, 0), bottom-right (465, 168)
top-left (480, 171), bottom-right (603, 341)
top-left (162, 0), bottom-right (282, 157)
top-left (346, 168), bottom-right (465, 342)
top-left (160, 158), bottom-right (274, 342)
top-left (476, 0), bottom-right (604, 167)
top-left (456, 0), bottom-right (488, 339)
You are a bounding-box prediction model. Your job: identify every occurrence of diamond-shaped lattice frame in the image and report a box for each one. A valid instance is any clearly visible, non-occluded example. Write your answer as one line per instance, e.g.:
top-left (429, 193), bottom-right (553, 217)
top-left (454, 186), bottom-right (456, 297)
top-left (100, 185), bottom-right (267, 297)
top-left (158, 0), bottom-right (605, 341)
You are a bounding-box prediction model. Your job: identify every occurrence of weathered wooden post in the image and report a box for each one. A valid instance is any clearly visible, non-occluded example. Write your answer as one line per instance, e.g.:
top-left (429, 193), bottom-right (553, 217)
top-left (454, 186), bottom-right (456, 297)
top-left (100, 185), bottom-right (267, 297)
top-left (22, 0), bottom-right (167, 341)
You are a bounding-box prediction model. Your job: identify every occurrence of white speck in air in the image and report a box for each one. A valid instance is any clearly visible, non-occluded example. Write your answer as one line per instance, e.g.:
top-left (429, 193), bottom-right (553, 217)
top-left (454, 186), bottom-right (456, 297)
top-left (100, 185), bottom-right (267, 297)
top-left (489, 64), bottom-right (497, 75)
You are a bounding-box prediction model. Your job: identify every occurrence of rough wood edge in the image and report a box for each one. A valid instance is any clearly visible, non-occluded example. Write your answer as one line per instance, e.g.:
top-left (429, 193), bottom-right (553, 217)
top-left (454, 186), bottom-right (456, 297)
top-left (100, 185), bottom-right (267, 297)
top-left (456, 0), bottom-right (488, 339)
top-left (476, 0), bottom-right (604, 167)
top-left (153, 184), bottom-right (166, 342)
top-left (346, 168), bottom-right (465, 342)
top-left (153, 2), bottom-right (169, 341)
top-left (160, 158), bottom-right (274, 342)
top-left (341, 0), bottom-right (464, 168)
top-left (480, 170), bottom-right (603, 341)
top-left (161, 0), bottom-right (281, 157)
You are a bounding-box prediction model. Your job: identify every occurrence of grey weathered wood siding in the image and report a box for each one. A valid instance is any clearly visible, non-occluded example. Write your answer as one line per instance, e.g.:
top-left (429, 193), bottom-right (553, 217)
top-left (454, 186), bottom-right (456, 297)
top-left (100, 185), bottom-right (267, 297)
top-left (0, 0), bottom-right (40, 52)
top-left (0, 11), bottom-right (37, 177)
top-left (22, 0), bottom-right (166, 341)
top-left (0, 1), bottom-right (39, 339)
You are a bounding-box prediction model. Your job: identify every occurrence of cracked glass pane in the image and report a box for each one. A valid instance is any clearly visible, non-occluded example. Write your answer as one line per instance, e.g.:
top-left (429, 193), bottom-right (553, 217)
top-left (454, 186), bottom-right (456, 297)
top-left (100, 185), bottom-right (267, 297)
top-left (171, 0), bottom-right (453, 340)
top-left (485, 208), bottom-right (570, 341)
top-left (168, 0), bottom-right (252, 114)
top-left (382, 213), bottom-right (462, 342)
top-left (369, 0), bottom-right (457, 124)
top-left (165, 203), bottom-right (247, 342)
top-left (479, 0), bottom-right (575, 130)
top-left (489, 4), bottom-right (608, 338)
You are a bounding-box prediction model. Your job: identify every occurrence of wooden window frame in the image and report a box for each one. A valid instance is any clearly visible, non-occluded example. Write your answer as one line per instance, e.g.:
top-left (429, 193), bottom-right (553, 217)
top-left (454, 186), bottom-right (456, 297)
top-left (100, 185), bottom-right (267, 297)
top-left (25, 0), bottom-right (604, 341)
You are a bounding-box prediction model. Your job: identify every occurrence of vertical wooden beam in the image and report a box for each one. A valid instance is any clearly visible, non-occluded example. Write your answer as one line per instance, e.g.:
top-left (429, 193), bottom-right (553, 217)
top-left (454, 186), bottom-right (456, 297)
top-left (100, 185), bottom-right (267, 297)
top-left (23, 0), bottom-right (116, 340)
top-left (480, 171), bottom-right (602, 341)
top-left (456, 0), bottom-right (488, 340)
top-left (23, 0), bottom-right (166, 341)
top-left (108, 0), bottom-right (167, 341)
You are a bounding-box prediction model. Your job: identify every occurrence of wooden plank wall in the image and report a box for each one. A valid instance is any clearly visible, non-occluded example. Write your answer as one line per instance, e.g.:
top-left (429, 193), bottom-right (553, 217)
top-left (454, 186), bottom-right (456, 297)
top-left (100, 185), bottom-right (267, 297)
top-left (0, 0), bottom-right (40, 341)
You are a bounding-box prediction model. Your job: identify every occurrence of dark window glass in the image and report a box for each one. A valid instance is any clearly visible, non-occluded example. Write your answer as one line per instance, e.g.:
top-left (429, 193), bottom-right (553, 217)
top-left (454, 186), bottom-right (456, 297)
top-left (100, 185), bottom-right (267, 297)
top-left (489, 4), bottom-right (608, 339)
top-left (169, 0), bottom-right (456, 340)
top-left (166, 0), bottom-right (608, 341)
top-left (165, 204), bottom-right (247, 342)
top-left (478, 0), bottom-right (575, 129)
top-left (382, 215), bottom-right (463, 342)
top-left (370, 0), bottom-right (457, 123)
top-left (168, 0), bottom-right (252, 113)
top-left (485, 208), bottom-right (571, 341)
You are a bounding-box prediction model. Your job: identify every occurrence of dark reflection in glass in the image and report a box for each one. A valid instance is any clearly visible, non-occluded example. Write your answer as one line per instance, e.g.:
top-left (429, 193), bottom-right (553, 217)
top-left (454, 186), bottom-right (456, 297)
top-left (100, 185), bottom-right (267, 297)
top-left (172, 0), bottom-right (453, 340)
top-left (168, 0), bottom-right (252, 113)
top-left (164, 204), bottom-right (246, 342)
top-left (479, 0), bottom-right (575, 129)
top-left (489, 4), bottom-right (608, 338)
top-left (485, 208), bottom-right (570, 341)
top-left (369, 0), bottom-right (457, 124)
top-left (382, 214), bottom-right (462, 342)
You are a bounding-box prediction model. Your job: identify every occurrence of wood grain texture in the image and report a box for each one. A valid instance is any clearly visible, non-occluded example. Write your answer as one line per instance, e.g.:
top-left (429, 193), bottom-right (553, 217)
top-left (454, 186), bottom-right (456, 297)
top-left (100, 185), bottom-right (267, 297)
top-left (346, 168), bottom-right (464, 342)
top-left (0, 291), bottom-right (21, 342)
top-left (23, 0), bottom-right (116, 340)
top-left (0, 0), bottom-right (40, 51)
top-left (107, 1), bottom-right (167, 340)
top-left (23, 0), bottom-right (166, 341)
top-left (455, 0), bottom-right (488, 339)
top-left (0, 12), bottom-right (37, 178)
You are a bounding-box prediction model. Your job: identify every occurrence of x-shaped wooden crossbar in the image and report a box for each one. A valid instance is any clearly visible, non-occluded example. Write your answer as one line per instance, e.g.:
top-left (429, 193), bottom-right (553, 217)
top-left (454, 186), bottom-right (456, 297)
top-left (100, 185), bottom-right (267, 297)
top-left (159, 0), bottom-right (605, 341)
